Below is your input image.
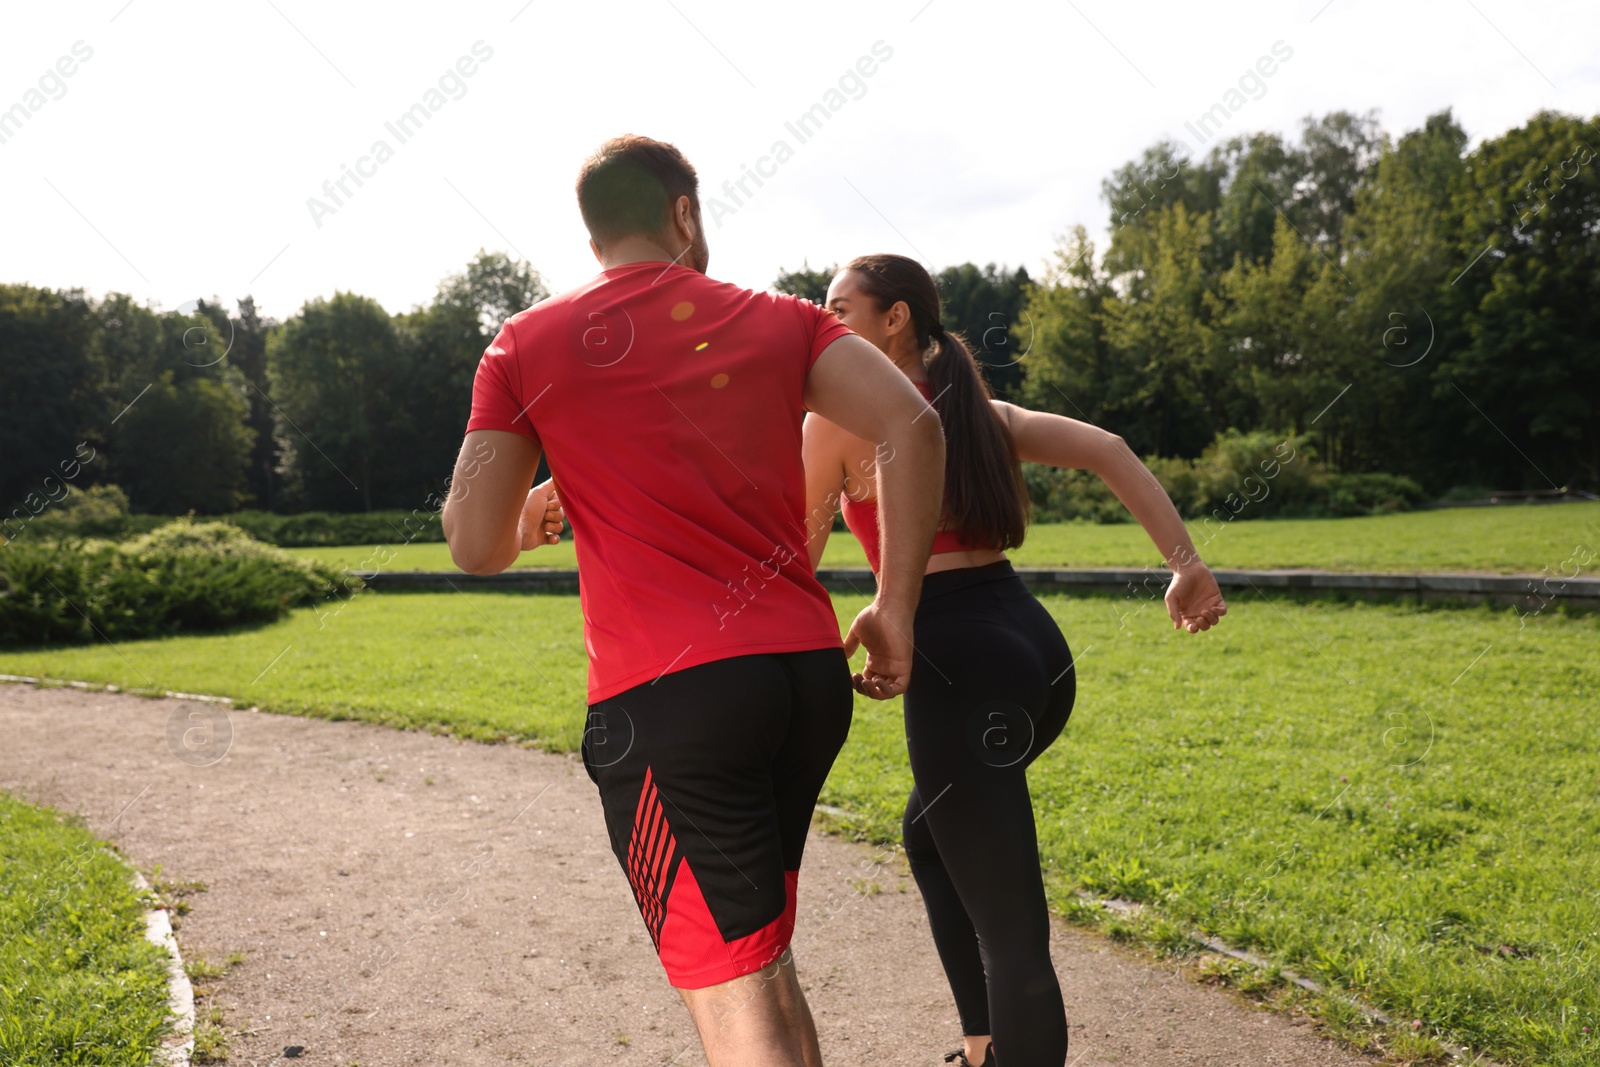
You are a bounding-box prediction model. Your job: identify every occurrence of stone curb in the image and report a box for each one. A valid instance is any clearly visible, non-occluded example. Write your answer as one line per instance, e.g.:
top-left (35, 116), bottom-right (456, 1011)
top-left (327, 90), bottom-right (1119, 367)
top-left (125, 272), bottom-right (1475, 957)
top-left (0, 688), bottom-right (204, 1065)
top-left (0, 677), bottom-right (232, 1065)
top-left (0, 674), bottom-right (245, 707)
top-left (349, 567), bottom-right (1600, 610)
top-left (1076, 892), bottom-right (1505, 1066)
top-left (132, 869), bottom-right (196, 1067)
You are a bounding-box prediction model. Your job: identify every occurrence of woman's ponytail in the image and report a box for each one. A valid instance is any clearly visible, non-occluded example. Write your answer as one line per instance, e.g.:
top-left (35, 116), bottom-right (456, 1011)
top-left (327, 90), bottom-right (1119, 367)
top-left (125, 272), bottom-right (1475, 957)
top-left (925, 322), bottom-right (1029, 550)
top-left (846, 254), bottom-right (1028, 550)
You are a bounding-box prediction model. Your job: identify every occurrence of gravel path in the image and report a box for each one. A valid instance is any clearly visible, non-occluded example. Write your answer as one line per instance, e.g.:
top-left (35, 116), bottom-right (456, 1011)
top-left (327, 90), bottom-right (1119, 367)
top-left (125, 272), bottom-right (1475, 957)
top-left (1, 683), bottom-right (1375, 1067)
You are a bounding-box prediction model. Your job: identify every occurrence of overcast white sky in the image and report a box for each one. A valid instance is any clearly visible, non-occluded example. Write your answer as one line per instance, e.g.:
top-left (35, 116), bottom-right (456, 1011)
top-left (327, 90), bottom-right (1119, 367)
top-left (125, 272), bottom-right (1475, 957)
top-left (3, 0), bottom-right (1598, 322)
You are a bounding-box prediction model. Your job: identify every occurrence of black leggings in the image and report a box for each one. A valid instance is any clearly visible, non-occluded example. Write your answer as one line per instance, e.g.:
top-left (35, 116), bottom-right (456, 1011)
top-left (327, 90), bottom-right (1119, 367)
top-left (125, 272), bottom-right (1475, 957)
top-left (902, 561), bottom-right (1075, 1066)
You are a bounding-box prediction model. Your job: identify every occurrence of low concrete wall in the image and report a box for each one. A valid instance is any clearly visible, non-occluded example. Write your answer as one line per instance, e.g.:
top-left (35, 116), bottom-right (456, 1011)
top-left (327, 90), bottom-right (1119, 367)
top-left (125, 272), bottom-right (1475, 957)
top-left (350, 569), bottom-right (579, 592)
top-left (350, 567), bottom-right (1600, 610)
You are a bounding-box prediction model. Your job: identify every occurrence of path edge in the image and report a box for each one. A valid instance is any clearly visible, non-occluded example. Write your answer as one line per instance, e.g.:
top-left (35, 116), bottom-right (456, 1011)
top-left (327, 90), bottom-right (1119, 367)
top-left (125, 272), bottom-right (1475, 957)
top-left (1078, 891), bottom-right (1506, 1066)
top-left (2, 681), bottom-right (200, 1066)
top-left (3, 672), bottom-right (202, 1064)
top-left (0, 672), bottom-right (247, 709)
top-left (132, 868), bottom-right (195, 1066)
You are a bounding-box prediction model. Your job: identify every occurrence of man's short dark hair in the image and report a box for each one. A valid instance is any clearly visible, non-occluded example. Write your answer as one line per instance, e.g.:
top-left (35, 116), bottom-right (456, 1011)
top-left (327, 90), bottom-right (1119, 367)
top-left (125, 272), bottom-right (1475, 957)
top-left (576, 135), bottom-right (699, 247)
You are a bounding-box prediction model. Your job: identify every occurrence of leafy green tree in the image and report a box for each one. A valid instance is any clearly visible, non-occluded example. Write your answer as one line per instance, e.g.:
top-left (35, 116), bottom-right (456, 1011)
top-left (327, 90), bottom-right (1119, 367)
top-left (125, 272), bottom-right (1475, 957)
top-left (399, 251), bottom-right (551, 500)
top-left (1107, 114), bottom-right (1382, 281)
top-left (268, 253), bottom-right (548, 513)
top-left (1209, 218), bottom-right (1354, 447)
top-left (196, 296), bottom-right (280, 509)
top-left (1016, 228), bottom-right (1118, 428)
top-left (93, 293), bottom-right (172, 401)
top-left (1023, 213), bottom-right (1219, 459)
top-left (1297, 110), bottom-right (1385, 249)
top-left (1101, 204), bottom-right (1219, 458)
top-left (268, 293), bottom-right (401, 512)
top-left (0, 285), bottom-right (103, 514)
top-left (1334, 110), bottom-right (1469, 487)
top-left (936, 263), bottom-right (1032, 398)
top-left (1444, 110), bottom-right (1600, 488)
top-left (91, 296), bottom-right (254, 514)
top-left (1208, 130), bottom-right (1306, 272)
top-left (111, 372), bottom-right (255, 513)
top-left (436, 249), bottom-right (549, 334)
top-left (1102, 140), bottom-right (1225, 276)
top-left (392, 299), bottom-right (491, 503)
top-left (771, 261), bottom-right (837, 304)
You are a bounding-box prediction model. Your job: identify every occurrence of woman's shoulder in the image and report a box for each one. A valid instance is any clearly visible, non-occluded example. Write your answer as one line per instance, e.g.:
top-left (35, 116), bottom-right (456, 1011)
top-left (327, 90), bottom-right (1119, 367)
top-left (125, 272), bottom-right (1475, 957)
top-left (989, 397), bottom-right (1019, 429)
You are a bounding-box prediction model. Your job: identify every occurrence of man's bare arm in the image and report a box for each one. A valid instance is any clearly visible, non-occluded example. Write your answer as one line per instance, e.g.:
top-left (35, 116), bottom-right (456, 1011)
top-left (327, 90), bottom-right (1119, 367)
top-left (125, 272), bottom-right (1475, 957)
top-left (804, 334), bottom-right (945, 695)
top-left (441, 430), bottom-right (543, 575)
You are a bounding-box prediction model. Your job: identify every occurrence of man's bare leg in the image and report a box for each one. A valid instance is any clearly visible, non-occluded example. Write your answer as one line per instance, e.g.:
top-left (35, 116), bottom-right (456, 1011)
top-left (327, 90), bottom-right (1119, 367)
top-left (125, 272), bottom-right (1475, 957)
top-left (678, 949), bottom-right (823, 1067)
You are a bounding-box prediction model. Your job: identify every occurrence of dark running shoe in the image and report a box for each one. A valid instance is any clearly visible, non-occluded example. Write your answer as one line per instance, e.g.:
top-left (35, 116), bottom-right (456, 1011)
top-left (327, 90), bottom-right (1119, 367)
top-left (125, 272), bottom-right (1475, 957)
top-left (942, 1044), bottom-right (995, 1067)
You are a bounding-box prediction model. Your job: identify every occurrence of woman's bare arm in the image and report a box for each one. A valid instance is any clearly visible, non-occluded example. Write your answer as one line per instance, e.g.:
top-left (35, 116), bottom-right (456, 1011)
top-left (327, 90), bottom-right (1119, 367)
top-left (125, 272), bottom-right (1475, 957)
top-left (801, 413), bottom-right (850, 571)
top-left (997, 401), bottom-right (1226, 632)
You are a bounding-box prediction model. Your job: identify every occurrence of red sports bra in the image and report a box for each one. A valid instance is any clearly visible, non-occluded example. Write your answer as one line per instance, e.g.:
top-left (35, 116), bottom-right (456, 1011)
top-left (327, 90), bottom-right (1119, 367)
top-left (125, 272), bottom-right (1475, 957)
top-left (837, 379), bottom-right (998, 574)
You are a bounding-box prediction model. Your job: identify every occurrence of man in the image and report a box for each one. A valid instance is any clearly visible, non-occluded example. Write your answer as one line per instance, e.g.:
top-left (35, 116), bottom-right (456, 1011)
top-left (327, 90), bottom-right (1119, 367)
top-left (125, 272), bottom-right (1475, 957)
top-left (441, 135), bottom-right (944, 1067)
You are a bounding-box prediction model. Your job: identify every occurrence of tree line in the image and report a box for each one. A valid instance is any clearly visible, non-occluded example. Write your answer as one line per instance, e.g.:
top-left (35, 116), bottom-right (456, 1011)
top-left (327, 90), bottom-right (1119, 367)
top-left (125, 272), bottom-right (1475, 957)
top-left (1011, 109), bottom-right (1598, 495)
top-left (2, 107), bottom-right (1595, 521)
top-left (1, 252), bottom-right (545, 516)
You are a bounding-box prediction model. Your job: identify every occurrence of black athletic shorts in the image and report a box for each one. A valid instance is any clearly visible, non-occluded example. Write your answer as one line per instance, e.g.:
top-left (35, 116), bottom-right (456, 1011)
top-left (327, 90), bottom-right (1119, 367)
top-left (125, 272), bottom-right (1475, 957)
top-left (581, 647), bottom-right (852, 988)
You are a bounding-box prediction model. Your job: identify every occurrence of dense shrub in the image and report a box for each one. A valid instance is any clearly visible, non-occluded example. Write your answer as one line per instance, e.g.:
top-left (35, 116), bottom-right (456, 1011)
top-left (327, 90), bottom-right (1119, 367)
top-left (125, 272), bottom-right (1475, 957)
top-left (0, 521), bottom-right (353, 646)
top-left (223, 509), bottom-right (443, 547)
top-left (1024, 429), bottom-right (1424, 524)
top-left (8, 485), bottom-right (168, 543)
top-left (10, 496), bottom-right (444, 549)
top-left (1439, 484), bottom-right (1499, 502)
top-left (1022, 465), bottom-right (1132, 524)
top-left (1317, 472), bottom-right (1427, 515)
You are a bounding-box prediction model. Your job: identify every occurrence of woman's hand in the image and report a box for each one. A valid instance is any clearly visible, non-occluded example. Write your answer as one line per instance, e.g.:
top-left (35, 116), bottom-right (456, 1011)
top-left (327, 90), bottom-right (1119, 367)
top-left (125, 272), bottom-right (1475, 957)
top-left (1165, 562), bottom-right (1227, 633)
top-left (517, 479), bottom-right (565, 550)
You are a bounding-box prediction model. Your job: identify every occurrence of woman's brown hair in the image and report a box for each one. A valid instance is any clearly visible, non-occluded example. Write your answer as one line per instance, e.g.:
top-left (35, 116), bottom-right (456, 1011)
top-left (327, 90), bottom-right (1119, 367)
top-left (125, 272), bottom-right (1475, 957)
top-left (844, 253), bottom-right (1029, 550)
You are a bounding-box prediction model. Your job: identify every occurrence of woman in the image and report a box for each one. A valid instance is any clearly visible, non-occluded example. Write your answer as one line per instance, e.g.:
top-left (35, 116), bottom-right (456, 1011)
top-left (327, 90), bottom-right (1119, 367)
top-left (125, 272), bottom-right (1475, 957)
top-left (802, 254), bottom-right (1226, 1067)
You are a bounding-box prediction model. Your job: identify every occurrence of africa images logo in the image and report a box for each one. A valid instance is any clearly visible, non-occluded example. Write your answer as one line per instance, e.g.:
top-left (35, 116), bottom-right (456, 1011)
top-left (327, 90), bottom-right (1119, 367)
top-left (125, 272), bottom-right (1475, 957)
top-left (705, 40), bottom-right (895, 227)
top-left (305, 41), bottom-right (495, 228)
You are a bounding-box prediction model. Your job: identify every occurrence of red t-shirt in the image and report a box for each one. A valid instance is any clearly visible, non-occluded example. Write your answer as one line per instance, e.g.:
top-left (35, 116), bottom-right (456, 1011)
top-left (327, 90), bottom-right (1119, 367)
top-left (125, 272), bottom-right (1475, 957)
top-left (466, 261), bottom-right (854, 703)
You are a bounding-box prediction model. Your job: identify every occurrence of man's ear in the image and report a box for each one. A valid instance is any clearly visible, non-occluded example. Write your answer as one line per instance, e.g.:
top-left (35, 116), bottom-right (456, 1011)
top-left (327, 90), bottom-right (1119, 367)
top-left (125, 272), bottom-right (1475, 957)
top-left (674, 195), bottom-right (697, 242)
top-left (589, 237), bottom-right (602, 263)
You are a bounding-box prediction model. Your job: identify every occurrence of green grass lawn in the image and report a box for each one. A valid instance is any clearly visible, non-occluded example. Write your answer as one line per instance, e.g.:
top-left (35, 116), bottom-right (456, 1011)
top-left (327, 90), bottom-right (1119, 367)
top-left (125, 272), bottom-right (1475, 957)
top-left (2, 589), bottom-right (1596, 1066)
top-left (0, 794), bottom-right (172, 1064)
top-left (287, 501), bottom-right (1600, 576)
